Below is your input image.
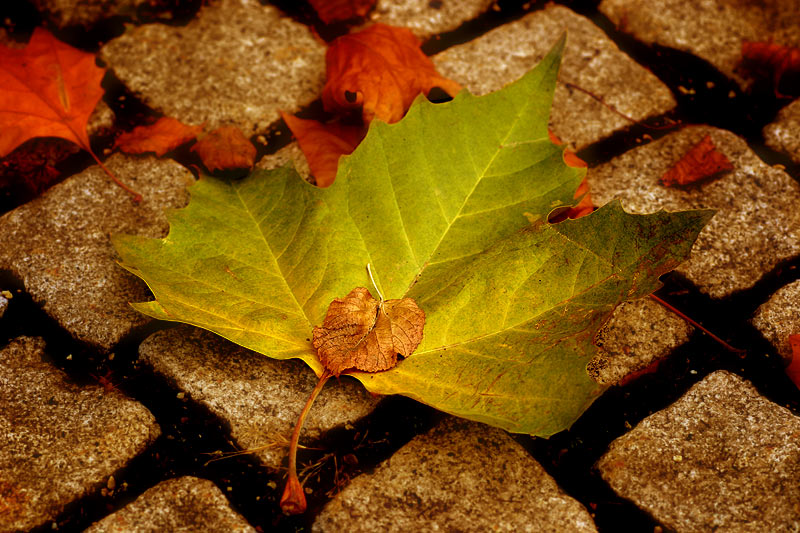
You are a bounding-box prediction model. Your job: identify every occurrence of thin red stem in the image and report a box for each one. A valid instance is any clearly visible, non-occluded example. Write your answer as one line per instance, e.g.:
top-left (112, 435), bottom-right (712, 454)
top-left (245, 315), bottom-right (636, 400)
top-left (564, 82), bottom-right (678, 131)
top-left (649, 294), bottom-right (745, 354)
top-left (86, 148), bottom-right (142, 203)
top-left (280, 369), bottom-right (331, 514)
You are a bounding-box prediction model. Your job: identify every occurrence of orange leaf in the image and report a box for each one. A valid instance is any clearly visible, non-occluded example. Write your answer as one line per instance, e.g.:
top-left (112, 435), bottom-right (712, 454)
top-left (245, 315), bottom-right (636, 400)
top-left (115, 117), bottom-right (203, 156)
top-left (741, 41), bottom-right (800, 98)
top-left (661, 134), bottom-right (733, 187)
top-left (309, 0), bottom-right (376, 24)
top-left (0, 28), bottom-right (104, 157)
top-left (548, 130), bottom-right (594, 219)
top-left (788, 335), bottom-right (800, 389)
top-left (191, 125), bottom-right (256, 172)
top-left (281, 112), bottom-right (365, 187)
top-left (322, 23), bottom-right (462, 123)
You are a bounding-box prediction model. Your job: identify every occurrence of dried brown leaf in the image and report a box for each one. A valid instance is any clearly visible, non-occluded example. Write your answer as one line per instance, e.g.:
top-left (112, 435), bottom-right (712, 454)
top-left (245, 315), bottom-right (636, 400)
top-left (661, 134), bottom-right (733, 187)
top-left (312, 287), bottom-right (425, 376)
top-left (191, 125), bottom-right (256, 172)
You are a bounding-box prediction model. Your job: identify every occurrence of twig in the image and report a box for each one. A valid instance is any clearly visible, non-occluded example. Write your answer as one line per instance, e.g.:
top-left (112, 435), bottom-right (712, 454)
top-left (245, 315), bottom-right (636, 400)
top-left (649, 294), bottom-right (745, 354)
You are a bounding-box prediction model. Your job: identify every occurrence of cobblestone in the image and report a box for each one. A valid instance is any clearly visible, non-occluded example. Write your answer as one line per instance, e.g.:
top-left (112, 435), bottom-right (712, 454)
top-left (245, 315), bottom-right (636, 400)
top-left (589, 297), bottom-right (692, 386)
top-left (314, 417), bottom-right (597, 532)
top-left (370, 0), bottom-right (493, 40)
top-left (31, 0), bottom-right (147, 27)
top-left (0, 337), bottom-right (160, 533)
top-left (100, 0), bottom-right (326, 135)
top-left (138, 326), bottom-right (380, 469)
top-left (597, 370), bottom-right (800, 532)
top-left (599, 0), bottom-right (800, 89)
top-left (764, 99), bottom-right (800, 165)
top-left (85, 477), bottom-right (255, 532)
top-left (433, 5), bottom-right (675, 149)
top-left (588, 125), bottom-right (800, 298)
top-left (752, 280), bottom-right (800, 361)
top-left (0, 155), bottom-right (193, 351)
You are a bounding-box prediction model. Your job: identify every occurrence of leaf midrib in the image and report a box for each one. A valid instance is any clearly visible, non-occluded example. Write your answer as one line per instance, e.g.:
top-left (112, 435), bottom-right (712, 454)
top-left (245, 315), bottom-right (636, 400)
top-left (232, 180), bottom-right (314, 333)
top-left (398, 89), bottom-right (550, 295)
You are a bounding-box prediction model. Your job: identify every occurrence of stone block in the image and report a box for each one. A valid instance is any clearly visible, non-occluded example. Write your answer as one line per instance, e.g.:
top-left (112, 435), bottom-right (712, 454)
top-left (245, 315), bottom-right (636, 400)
top-left (0, 337), bottom-right (160, 533)
top-left (597, 370), bottom-right (800, 532)
top-left (84, 476), bottom-right (255, 533)
top-left (588, 125), bottom-right (800, 298)
top-left (138, 326), bottom-right (380, 469)
top-left (313, 417), bottom-right (597, 532)
top-left (0, 154), bottom-right (193, 351)
top-left (433, 5), bottom-right (675, 150)
top-left (100, 0), bottom-right (326, 135)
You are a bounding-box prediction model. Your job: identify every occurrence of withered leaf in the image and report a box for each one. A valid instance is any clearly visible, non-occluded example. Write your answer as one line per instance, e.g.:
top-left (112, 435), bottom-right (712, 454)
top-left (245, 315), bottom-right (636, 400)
top-left (115, 117), bottom-right (203, 156)
top-left (191, 125), bottom-right (257, 172)
top-left (788, 334), bottom-right (800, 389)
top-left (312, 287), bottom-right (425, 376)
top-left (661, 134), bottom-right (734, 187)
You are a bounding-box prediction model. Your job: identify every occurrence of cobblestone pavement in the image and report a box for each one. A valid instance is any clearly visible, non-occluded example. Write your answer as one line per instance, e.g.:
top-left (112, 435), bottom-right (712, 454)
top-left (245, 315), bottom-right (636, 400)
top-left (1, 1), bottom-right (799, 532)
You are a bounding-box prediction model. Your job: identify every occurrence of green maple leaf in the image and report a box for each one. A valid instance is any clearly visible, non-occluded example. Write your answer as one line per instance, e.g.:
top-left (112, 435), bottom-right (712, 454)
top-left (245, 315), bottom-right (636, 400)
top-left (113, 38), bottom-right (712, 436)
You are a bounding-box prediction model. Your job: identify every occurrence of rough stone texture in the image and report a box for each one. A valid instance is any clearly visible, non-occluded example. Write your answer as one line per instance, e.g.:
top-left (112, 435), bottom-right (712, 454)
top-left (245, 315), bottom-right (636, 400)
top-left (100, 0), bottom-right (326, 135)
top-left (138, 326), bottom-right (381, 469)
top-left (433, 5), bottom-right (675, 150)
top-left (599, 0), bottom-right (800, 89)
top-left (313, 417), bottom-right (597, 533)
top-left (597, 370), bottom-right (800, 533)
top-left (0, 337), bottom-right (160, 533)
top-left (84, 476), bottom-right (255, 533)
top-left (88, 100), bottom-right (116, 137)
top-left (255, 141), bottom-right (311, 183)
top-left (752, 279), bottom-right (800, 361)
top-left (764, 99), bottom-right (800, 164)
top-left (370, 0), bottom-right (494, 40)
top-left (588, 125), bottom-right (800, 298)
top-left (588, 298), bottom-right (692, 386)
top-left (0, 154), bottom-right (194, 351)
top-left (0, 294), bottom-right (7, 319)
top-left (31, 0), bottom-right (147, 27)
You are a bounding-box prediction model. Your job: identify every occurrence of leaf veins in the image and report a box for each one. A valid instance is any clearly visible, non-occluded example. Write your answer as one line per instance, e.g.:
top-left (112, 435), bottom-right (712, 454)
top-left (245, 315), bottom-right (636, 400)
top-left (312, 287), bottom-right (425, 376)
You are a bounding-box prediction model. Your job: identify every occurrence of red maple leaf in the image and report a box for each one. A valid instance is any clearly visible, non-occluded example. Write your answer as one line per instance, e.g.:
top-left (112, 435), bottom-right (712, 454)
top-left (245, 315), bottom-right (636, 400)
top-left (661, 134), bottom-right (734, 187)
top-left (787, 335), bottom-right (800, 389)
top-left (0, 28), bottom-right (139, 200)
top-left (548, 130), bottom-right (594, 220)
top-left (191, 125), bottom-right (257, 172)
top-left (281, 112), bottom-right (365, 187)
top-left (309, 0), bottom-right (376, 24)
top-left (322, 23), bottom-right (462, 123)
top-left (284, 23), bottom-right (461, 188)
top-left (741, 41), bottom-right (800, 98)
top-left (116, 117), bottom-right (204, 157)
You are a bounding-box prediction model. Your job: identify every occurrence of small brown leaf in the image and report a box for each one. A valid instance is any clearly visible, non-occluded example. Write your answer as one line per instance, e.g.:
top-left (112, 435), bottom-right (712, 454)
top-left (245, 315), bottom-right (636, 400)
top-left (312, 287), bottom-right (425, 376)
top-left (115, 117), bottom-right (203, 156)
top-left (788, 334), bottom-right (800, 389)
top-left (741, 41), bottom-right (800, 98)
top-left (661, 134), bottom-right (734, 187)
top-left (191, 125), bottom-right (256, 171)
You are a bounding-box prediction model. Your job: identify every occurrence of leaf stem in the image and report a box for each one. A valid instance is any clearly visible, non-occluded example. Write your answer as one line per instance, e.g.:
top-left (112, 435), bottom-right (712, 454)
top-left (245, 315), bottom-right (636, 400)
top-left (649, 294), bottom-right (745, 354)
top-left (280, 368), bottom-right (331, 514)
top-left (86, 147), bottom-right (143, 203)
top-left (563, 82), bottom-right (679, 131)
top-left (366, 263), bottom-right (384, 303)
